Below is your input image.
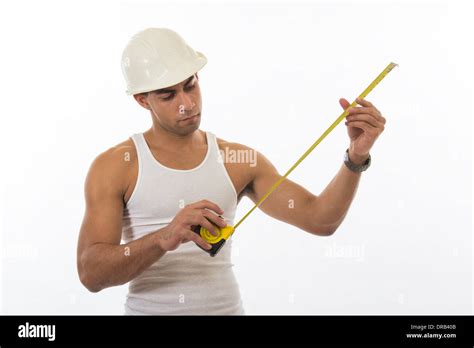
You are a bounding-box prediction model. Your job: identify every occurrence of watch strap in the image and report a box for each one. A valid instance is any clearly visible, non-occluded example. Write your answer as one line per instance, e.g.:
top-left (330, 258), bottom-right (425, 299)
top-left (344, 148), bottom-right (371, 173)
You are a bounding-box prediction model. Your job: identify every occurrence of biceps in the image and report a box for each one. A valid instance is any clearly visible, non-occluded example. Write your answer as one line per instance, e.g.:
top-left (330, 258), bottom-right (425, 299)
top-left (78, 184), bottom-right (124, 256)
top-left (79, 202), bottom-right (124, 247)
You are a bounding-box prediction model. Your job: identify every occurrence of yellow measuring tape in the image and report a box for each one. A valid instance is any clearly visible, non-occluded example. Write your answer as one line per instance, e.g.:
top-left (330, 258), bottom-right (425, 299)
top-left (194, 62), bottom-right (398, 256)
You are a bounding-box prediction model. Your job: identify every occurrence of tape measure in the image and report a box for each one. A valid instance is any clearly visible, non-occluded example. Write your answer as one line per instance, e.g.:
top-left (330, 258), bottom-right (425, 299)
top-left (194, 62), bottom-right (398, 257)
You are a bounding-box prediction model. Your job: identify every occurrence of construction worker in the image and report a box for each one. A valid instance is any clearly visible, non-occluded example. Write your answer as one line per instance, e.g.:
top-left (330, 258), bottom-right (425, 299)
top-left (77, 28), bottom-right (386, 315)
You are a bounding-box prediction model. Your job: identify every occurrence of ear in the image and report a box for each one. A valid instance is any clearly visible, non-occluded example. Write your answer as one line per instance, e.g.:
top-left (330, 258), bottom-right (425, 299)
top-left (133, 93), bottom-right (151, 110)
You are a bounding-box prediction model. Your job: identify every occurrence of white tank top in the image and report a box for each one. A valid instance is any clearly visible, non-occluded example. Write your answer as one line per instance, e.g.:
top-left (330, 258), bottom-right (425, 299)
top-left (121, 130), bottom-right (244, 315)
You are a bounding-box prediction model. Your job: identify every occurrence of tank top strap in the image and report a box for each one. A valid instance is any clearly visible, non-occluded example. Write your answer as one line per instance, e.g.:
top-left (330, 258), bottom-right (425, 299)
top-left (205, 131), bottom-right (220, 162)
top-left (130, 133), bottom-right (156, 172)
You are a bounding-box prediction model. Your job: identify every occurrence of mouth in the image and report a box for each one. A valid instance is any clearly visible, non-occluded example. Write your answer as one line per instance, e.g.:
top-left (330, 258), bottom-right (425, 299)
top-left (180, 113), bottom-right (200, 122)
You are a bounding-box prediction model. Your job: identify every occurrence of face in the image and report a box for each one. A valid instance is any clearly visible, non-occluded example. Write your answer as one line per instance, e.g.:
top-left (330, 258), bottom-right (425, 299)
top-left (134, 74), bottom-right (202, 136)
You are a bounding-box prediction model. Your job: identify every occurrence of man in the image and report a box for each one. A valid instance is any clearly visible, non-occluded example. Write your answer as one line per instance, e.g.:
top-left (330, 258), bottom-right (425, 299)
top-left (77, 28), bottom-right (386, 315)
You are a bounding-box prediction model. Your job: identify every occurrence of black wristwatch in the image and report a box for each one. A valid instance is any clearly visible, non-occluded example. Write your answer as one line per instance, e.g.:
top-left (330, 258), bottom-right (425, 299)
top-left (344, 148), bottom-right (371, 173)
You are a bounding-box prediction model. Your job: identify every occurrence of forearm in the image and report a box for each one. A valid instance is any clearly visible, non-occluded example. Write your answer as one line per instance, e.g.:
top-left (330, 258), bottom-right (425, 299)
top-left (311, 151), bottom-right (368, 233)
top-left (79, 228), bottom-right (167, 292)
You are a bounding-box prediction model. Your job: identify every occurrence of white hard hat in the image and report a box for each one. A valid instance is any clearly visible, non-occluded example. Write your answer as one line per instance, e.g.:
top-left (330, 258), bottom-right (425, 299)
top-left (121, 28), bottom-right (207, 95)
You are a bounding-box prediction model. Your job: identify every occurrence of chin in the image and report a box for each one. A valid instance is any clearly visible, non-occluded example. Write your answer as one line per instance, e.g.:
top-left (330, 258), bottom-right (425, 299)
top-left (177, 122), bottom-right (200, 136)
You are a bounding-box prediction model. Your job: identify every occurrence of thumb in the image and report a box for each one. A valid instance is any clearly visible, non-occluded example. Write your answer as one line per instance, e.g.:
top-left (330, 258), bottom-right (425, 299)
top-left (339, 98), bottom-right (351, 111)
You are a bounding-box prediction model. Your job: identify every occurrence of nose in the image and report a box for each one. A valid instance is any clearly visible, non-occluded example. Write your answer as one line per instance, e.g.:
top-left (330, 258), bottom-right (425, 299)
top-left (177, 91), bottom-right (195, 114)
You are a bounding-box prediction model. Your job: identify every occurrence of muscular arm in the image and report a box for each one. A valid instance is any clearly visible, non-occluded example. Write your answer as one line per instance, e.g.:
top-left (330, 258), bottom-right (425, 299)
top-left (246, 148), bottom-right (365, 236)
top-left (307, 158), bottom-right (365, 234)
top-left (77, 148), bottom-right (167, 293)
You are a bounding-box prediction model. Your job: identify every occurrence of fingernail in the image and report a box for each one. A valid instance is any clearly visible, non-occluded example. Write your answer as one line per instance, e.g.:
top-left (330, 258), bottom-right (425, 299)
top-left (207, 244), bottom-right (212, 249)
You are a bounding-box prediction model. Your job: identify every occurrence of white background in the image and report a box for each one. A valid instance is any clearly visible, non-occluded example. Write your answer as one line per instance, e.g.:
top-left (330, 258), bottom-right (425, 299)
top-left (0, 0), bottom-right (472, 314)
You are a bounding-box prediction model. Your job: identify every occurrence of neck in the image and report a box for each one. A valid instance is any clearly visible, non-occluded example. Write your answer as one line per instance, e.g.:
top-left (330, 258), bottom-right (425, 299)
top-left (144, 123), bottom-right (204, 151)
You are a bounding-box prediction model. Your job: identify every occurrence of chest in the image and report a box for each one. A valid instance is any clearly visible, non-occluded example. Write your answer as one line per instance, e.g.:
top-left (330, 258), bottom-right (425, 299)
top-left (124, 144), bottom-right (253, 204)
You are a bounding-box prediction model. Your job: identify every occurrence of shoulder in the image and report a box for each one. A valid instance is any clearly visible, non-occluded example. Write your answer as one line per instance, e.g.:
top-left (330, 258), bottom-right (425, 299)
top-left (85, 137), bottom-right (137, 198)
top-left (90, 138), bottom-right (137, 173)
top-left (214, 135), bottom-right (278, 177)
top-left (215, 135), bottom-right (255, 153)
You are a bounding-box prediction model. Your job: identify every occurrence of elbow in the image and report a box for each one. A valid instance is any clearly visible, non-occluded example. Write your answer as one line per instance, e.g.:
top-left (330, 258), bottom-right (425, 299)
top-left (79, 273), bottom-right (102, 293)
top-left (307, 197), bottom-right (340, 236)
top-left (312, 227), bottom-right (336, 237)
top-left (310, 223), bottom-right (339, 237)
top-left (78, 254), bottom-right (103, 293)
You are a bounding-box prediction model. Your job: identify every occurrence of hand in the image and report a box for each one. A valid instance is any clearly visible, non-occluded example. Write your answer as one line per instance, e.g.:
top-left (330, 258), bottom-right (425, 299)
top-left (339, 97), bottom-right (386, 164)
top-left (155, 199), bottom-right (228, 252)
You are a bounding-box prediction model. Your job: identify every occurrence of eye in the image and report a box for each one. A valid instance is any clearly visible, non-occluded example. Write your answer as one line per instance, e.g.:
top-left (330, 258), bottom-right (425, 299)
top-left (184, 84), bottom-right (196, 91)
top-left (161, 93), bottom-right (174, 101)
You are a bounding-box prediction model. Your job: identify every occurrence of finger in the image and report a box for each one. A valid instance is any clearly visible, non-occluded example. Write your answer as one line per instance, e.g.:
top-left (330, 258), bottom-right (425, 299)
top-left (191, 200), bottom-right (224, 215)
top-left (339, 98), bottom-right (351, 110)
top-left (347, 105), bottom-right (384, 125)
top-left (346, 114), bottom-right (383, 129)
top-left (187, 230), bottom-right (212, 250)
top-left (348, 106), bottom-right (381, 118)
top-left (199, 216), bottom-right (220, 236)
top-left (356, 97), bottom-right (373, 107)
top-left (356, 97), bottom-right (382, 115)
top-left (202, 210), bottom-right (227, 228)
top-left (190, 213), bottom-right (218, 236)
top-left (345, 120), bottom-right (381, 134)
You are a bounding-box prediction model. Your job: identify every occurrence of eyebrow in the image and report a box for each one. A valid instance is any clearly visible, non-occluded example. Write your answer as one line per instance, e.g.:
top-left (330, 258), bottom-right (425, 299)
top-left (154, 76), bottom-right (195, 95)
